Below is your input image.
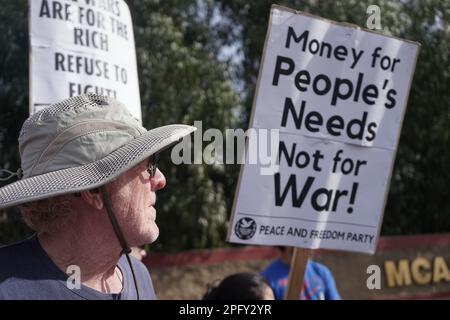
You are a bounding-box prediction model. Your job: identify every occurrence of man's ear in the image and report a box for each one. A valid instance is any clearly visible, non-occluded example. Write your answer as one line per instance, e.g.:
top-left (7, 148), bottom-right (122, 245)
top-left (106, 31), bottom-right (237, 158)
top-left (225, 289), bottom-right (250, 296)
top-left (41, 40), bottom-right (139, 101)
top-left (80, 188), bottom-right (104, 210)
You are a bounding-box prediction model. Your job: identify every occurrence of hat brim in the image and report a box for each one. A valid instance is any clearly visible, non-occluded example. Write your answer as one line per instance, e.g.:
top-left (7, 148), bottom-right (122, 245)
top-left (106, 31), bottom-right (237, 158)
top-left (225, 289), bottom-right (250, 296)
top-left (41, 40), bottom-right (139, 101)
top-left (0, 124), bottom-right (195, 210)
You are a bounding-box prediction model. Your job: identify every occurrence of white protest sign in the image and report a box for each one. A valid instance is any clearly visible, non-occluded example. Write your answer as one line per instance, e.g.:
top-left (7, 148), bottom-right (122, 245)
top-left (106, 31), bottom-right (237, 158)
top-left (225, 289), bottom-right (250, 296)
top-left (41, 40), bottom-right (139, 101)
top-left (29, 0), bottom-right (141, 120)
top-left (227, 6), bottom-right (419, 254)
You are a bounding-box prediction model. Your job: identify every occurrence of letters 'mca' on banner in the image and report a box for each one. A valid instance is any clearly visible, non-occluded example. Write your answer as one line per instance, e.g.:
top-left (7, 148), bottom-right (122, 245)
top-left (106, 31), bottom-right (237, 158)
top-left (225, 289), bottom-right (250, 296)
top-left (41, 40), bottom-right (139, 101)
top-left (228, 5), bottom-right (419, 254)
top-left (29, 0), bottom-right (141, 120)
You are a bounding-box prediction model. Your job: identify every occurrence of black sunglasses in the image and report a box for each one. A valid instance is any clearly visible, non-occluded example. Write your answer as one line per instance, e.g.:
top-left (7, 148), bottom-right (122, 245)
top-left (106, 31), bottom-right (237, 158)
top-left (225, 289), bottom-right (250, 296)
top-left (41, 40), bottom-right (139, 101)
top-left (147, 154), bottom-right (159, 178)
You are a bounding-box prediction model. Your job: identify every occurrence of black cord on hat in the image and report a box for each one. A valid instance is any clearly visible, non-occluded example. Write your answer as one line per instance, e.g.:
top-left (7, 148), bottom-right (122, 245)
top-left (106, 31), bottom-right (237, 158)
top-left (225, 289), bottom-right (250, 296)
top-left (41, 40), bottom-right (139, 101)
top-left (100, 186), bottom-right (140, 300)
top-left (0, 168), bottom-right (23, 181)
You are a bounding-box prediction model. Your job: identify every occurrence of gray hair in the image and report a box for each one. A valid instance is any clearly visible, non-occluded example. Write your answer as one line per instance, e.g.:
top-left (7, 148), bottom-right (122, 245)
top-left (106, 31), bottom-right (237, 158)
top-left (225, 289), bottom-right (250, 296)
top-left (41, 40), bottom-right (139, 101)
top-left (20, 195), bottom-right (77, 234)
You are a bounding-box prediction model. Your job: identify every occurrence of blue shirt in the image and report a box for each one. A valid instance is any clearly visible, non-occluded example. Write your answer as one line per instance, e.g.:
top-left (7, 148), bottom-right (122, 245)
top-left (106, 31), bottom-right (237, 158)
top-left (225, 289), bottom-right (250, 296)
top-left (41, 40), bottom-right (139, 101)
top-left (0, 235), bottom-right (156, 300)
top-left (261, 259), bottom-right (341, 300)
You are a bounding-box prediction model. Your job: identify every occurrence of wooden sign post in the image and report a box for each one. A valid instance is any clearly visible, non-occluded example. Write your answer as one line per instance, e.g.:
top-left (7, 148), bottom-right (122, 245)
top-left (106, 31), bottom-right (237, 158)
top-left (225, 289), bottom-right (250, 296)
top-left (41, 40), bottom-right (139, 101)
top-left (285, 248), bottom-right (310, 300)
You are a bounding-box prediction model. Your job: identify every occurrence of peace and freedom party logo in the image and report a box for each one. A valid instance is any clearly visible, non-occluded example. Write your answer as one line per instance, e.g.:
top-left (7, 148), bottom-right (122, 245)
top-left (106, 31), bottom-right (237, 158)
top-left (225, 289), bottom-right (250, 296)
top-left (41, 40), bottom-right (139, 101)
top-left (234, 217), bottom-right (257, 240)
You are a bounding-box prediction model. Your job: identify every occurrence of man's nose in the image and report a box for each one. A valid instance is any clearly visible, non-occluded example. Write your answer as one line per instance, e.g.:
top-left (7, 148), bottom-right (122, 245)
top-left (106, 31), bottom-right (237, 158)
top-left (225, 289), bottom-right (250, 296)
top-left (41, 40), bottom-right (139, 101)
top-left (151, 168), bottom-right (166, 191)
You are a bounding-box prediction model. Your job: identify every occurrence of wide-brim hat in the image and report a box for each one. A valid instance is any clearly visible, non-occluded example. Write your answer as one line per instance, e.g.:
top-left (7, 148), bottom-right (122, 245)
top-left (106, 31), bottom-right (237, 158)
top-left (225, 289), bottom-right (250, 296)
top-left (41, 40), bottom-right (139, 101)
top-left (0, 94), bottom-right (195, 209)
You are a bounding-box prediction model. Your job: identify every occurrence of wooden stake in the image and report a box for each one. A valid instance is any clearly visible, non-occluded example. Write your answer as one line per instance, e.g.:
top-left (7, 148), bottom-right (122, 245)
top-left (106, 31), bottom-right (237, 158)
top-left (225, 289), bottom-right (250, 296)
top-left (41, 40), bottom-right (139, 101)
top-left (285, 248), bottom-right (310, 300)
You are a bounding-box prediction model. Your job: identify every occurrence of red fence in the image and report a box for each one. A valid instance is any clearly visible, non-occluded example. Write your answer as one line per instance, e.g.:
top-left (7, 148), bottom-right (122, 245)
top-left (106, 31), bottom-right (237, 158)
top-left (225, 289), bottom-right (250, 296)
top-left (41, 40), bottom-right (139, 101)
top-left (144, 233), bottom-right (450, 268)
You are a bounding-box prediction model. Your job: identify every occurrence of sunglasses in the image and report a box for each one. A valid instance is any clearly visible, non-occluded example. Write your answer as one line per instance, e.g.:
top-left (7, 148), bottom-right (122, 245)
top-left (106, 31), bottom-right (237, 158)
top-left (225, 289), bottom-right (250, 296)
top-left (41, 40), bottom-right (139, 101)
top-left (147, 154), bottom-right (159, 178)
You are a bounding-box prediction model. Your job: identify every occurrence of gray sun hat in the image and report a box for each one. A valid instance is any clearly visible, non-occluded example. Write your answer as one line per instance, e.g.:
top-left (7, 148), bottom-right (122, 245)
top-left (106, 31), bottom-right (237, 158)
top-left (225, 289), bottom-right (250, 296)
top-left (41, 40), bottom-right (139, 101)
top-left (0, 94), bottom-right (195, 210)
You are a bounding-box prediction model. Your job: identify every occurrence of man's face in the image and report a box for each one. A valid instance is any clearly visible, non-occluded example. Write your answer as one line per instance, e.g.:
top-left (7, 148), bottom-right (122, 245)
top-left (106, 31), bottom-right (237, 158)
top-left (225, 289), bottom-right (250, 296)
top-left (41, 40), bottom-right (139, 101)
top-left (107, 158), bottom-right (166, 246)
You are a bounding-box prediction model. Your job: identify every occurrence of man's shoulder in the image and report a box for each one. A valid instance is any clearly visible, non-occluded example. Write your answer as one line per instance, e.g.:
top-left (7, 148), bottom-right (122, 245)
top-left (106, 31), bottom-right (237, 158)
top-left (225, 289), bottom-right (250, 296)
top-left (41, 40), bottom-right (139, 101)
top-left (133, 256), bottom-right (152, 278)
top-left (0, 236), bottom-right (37, 269)
top-left (0, 235), bottom-right (35, 250)
top-left (119, 255), bottom-right (150, 278)
top-left (0, 235), bottom-right (55, 300)
top-left (118, 254), bottom-right (156, 300)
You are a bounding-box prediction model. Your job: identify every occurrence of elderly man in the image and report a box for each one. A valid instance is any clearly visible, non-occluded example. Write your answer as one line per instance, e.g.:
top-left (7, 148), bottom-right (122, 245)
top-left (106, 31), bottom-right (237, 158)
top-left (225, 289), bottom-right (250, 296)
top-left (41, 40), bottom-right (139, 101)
top-left (0, 94), bottom-right (195, 300)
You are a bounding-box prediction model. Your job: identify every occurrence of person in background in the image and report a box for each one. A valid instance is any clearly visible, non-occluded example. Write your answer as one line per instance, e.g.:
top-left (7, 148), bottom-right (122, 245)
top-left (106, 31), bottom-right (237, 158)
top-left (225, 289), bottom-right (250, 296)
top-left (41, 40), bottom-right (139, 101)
top-left (203, 273), bottom-right (275, 300)
top-left (261, 246), bottom-right (341, 300)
